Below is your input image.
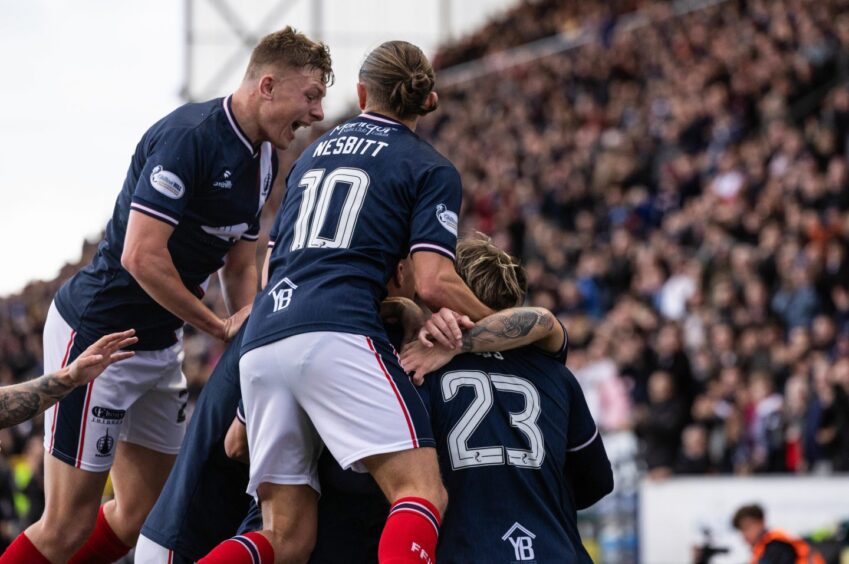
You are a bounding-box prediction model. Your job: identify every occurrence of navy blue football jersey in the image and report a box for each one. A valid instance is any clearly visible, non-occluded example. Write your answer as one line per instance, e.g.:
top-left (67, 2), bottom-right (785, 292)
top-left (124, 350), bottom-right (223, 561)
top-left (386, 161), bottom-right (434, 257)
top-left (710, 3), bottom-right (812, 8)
top-left (419, 346), bottom-right (597, 563)
top-left (242, 112), bottom-right (462, 353)
top-left (140, 324), bottom-right (251, 561)
top-left (55, 96), bottom-right (278, 350)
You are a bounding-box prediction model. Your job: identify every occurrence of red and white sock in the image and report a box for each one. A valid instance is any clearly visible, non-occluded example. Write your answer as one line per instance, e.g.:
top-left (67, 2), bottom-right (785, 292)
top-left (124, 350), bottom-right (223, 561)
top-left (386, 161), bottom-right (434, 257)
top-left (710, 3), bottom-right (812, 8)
top-left (67, 505), bottom-right (131, 564)
top-left (378, 497), bottom-right (441, 564)
top-left (0, 532), bottom-right (51, 564)
top-left (198, 532), bottom-right (275, 564)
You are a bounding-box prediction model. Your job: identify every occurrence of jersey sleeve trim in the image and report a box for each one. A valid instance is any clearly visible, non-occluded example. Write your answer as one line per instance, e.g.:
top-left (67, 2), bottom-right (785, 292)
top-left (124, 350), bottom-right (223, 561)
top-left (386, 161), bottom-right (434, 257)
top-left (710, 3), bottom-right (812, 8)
top-left (267, 240), bottom-right (276, 248)
top-left (410, 242), bottom-right (455, 261)
top-left (555, 320), bottom-right (569, 363)
top-left (241, 233), bottom-right (260, 241)
top-left (567, 428), bottom-right (599, 452)
top-left (129, 202), bottom-right (179, 227)
top-left (236, 404), bottom-right (246, 425)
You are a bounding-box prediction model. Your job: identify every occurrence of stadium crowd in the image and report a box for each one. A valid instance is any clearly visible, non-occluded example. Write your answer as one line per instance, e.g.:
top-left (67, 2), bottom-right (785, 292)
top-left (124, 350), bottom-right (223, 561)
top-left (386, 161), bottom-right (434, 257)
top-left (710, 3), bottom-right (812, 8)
top-left (1, 0), bottom-right (849, 549)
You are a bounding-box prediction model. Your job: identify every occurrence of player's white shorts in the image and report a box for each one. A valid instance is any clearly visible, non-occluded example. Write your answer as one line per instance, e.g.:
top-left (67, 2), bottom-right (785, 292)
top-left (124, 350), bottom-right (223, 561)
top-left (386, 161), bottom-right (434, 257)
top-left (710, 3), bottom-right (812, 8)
top-left (42, 301), bottom-right (188, 472)
top-left (241, 331), bottom-right (434, 496)
top-left (134, 534), bottom-right (186, 564)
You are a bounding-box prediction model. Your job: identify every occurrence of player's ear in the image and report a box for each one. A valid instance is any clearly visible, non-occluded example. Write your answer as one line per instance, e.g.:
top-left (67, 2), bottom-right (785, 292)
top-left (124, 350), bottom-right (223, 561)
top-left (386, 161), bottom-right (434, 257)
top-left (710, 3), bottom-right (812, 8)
top-left (426, 91), bottom-right (438, 111)
top-left (356, 82), bottom-right (368, 111)
top-left (259, 75), bottom-right (275, 100)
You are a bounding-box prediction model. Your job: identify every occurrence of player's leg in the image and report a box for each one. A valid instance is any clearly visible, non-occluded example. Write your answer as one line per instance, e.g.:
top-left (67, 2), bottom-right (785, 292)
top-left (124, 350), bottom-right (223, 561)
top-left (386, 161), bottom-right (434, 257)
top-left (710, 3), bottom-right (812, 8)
top-left (135, 533), bottom-right (193, 564)
top-left (362, 448), bottom-right (446, 564)
top-left (104, 442), bottom-right (177, 543)
top-left (69, 343), bottom-right (186, 563)
top-left (295, 333), bottom-right (445, 564)
top-left (200, 338), bottom-right (321, 564)
top-left (5, 454), bottom-right (109, 563)
top-left (208, 483), bottom-right (316, 564)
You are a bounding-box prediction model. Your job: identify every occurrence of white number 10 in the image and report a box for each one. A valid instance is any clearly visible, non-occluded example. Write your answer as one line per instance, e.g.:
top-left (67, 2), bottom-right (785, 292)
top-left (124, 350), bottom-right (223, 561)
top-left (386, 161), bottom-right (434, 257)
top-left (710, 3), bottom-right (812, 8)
top-left (291, 167), bottom-right (370, 251)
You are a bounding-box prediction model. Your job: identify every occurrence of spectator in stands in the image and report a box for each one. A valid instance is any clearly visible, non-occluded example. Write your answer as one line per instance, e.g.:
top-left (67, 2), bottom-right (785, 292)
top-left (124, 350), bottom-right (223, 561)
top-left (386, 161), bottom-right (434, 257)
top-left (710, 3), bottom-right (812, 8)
top-left (634, 370), bottom-right (687, 478)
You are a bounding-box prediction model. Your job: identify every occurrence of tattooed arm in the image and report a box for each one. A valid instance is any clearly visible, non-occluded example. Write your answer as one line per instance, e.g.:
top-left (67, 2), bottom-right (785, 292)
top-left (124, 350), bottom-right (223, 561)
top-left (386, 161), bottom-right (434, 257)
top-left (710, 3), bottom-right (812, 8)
top-left (459, 307), bottom-right (563, 354)
top-left (0, 373), bottom-right (75, 429)
top-left (0, 330), bottom-right (137, 429)
top-left (401, 308), bottom-right (565, 382)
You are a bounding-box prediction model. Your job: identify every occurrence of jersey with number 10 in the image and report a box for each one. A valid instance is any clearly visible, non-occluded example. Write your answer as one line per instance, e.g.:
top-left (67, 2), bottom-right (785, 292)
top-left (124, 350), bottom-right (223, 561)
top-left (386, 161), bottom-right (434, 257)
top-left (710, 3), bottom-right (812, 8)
top-left (242, 113), bottom-right (462, 354)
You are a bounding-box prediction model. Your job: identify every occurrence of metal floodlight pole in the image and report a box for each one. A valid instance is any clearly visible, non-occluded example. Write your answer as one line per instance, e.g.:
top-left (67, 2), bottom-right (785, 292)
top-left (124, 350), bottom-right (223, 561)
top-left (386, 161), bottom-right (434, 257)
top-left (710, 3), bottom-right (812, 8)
top-left (181, 0), bottom-right (303, 102)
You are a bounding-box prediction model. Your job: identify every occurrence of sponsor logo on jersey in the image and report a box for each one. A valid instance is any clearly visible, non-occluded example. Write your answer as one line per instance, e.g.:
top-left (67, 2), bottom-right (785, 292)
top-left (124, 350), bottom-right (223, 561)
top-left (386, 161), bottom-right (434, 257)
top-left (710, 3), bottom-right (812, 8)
top-left (502, 523), bottom-right (536, 562)
top-left (435, 204), bottom-right (458, 236)
top-left (262, 170), bottom-right (273, 197)
top-left (331, 121), bottom-right (392, 137)
top-left (201, 223), bottom-right (249, 242)
top-left (91, 406), bottom-right (126, 425)
top-left (150, 165), bottom-right (186, 199)
top-left (213, 169), bottom-right (233, 189)
top-left (95, 428), bottom-right (115, 457)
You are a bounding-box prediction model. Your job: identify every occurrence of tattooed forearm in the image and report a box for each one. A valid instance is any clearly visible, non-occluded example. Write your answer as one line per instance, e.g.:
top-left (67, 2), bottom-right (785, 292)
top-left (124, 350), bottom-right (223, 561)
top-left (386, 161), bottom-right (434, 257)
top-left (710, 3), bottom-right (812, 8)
top-left (461, 308), bottom-right (554, 352)
top-left (0, 372), bottom-right (75, 429)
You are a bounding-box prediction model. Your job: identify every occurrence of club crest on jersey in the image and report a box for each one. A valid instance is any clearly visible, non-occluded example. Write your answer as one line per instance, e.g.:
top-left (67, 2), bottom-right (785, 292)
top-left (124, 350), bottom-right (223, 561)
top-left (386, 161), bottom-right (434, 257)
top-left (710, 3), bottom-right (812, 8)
top-left (435, 204), bottom-right (458, 236)
top-left (268, 277), bottom-right (298, 312)
top-left (150, 165), bottom-right (186, 199)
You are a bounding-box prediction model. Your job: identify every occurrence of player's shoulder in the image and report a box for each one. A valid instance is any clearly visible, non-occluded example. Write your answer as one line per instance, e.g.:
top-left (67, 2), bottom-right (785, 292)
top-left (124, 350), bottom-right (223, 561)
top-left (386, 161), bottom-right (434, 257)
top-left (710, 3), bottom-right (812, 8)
top-left (145, 97), bottom-right (225, 146)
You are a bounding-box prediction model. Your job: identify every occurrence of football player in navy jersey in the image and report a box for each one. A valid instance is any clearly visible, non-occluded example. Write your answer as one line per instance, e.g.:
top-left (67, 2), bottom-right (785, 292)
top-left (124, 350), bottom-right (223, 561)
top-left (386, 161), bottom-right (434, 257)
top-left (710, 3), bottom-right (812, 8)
top-left (0, 28), bottom-right (333, 564)
top-left (401, 238), bottom-right (614, 563)
top-left (136, 255), bottom-right (419, 564)
top-left (201, 41), bottom-right (494, 564)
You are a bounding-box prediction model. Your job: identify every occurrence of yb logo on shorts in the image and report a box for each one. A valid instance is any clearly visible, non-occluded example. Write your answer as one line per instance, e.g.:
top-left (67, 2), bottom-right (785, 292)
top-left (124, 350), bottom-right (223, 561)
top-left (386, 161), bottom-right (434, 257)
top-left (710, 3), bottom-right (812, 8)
top-left (502, 523), bottom-right (536, 562)
top-left (268, 277), bottom-right (298, 313)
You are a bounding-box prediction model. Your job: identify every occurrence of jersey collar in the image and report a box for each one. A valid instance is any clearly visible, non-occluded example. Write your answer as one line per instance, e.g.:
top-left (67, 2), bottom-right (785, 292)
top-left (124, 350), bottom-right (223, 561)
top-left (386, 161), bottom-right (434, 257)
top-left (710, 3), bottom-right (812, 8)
top-left (223, 95), bottom-right (256, 155)
top-left (359, 111), bottom-right (412, 132)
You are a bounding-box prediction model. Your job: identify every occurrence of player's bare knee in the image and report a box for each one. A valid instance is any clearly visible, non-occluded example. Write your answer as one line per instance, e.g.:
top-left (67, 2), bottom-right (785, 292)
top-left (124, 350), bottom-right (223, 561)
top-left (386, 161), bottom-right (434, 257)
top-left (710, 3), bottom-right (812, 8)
top-left (267, 527), bottom-right (315, 564)
top-left (37, 512), bottom-right (96, 554)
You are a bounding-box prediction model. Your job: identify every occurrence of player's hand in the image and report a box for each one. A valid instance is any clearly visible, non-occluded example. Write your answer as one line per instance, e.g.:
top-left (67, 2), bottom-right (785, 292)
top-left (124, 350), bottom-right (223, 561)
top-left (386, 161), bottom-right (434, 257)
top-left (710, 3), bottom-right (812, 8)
top-left (417, 308), bottom-right (473, 350)
top-left (401, 339), bottom-right (457, 385)
top-left (65, 330), bottom-right (137, 386)
top-left (222, 305), bottom-right (252, 342)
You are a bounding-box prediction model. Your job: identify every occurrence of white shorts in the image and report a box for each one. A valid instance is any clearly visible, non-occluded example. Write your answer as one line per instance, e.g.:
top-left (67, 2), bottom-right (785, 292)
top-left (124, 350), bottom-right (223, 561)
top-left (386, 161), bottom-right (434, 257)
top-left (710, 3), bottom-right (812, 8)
top-left (134, 534), bottom-right (183, 564)
top-left (240, 331), bottom-right (434, 497)
top-left (42, 301), bottom-right (188, 472)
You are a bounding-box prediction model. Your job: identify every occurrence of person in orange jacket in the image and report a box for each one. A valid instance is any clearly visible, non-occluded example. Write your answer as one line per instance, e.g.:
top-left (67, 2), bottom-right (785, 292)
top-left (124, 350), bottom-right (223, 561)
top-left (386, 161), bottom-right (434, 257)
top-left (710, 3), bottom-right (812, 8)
top-left (732, 504), bottom-right (825, 564)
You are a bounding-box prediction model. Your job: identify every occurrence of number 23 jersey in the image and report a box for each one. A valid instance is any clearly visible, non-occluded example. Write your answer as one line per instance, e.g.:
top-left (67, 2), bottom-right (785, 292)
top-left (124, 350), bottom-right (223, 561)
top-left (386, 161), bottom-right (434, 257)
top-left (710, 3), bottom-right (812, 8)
top-left (418, 347), bottom-right (598, 563)
top-left (242, 112), bottom-right (462, 354)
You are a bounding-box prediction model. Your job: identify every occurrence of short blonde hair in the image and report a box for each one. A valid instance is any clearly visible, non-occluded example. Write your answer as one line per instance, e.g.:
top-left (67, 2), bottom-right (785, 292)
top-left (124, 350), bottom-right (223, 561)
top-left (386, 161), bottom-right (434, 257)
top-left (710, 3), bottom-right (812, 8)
top-left (246, 26), bottom-right (333, 85)
top-left (455, 237), bottom-right (527, 310)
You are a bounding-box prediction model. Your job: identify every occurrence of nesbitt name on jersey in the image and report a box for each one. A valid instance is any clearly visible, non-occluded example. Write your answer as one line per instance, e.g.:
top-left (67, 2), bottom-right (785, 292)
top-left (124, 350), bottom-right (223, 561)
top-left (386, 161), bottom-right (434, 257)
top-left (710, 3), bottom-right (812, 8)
top-left (313, 136), bottom-right (389, 158)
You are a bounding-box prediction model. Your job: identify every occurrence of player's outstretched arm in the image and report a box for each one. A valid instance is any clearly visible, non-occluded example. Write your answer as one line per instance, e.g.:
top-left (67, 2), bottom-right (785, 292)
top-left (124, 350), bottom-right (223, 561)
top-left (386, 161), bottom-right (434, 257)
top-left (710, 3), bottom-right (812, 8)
top-left (123, 211), bottom-right (247, 341)
top-left (460, 307), bottom-right (564, 354)
top-left (0, 330), bottom-right (137, 429)
top-left (218, 239), bottom-right (259, 314)
top-left (411, 251), bottom-right (494, 348)
top-left (401, 307), bottom-right (564, 382)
